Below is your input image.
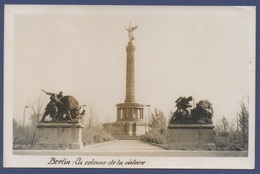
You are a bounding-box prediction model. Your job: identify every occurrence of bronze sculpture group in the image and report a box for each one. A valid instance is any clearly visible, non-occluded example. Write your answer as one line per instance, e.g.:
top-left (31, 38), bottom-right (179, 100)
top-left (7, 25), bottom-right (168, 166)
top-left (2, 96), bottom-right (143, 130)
top-left (40, 90), bottom-right (85, 122)
top-left (170, 96), bottom-right (214, 124)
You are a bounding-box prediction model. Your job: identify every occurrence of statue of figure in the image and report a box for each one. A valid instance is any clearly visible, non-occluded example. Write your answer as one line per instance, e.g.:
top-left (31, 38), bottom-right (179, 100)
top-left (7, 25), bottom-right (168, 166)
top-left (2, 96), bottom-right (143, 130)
top-left (170, 96), bottom-right (193, 122)
top-left (41, 90), bottom-right (62, 122)
top-left (170, 96), bottom-right (214, 124)
top-left (40, 89), bottom-right (85, 122)
top-left (125, 23), bottom-right (138, 42)
top-left (57, 91), bottom-right (63, 99)
top-left (55, 95), bottom-right (85, 122)
top-left (175, 96), bottom-right (193, 114)
top-left (191, 100), bottom-right (214, 124)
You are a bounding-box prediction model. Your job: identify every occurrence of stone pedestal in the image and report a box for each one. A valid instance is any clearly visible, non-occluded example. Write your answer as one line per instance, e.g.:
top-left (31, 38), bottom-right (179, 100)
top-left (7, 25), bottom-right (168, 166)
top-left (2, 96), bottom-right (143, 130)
top-left (34, 122), bottom-right (83, 149)
top-left (168, 124), bottom-right (216, 150)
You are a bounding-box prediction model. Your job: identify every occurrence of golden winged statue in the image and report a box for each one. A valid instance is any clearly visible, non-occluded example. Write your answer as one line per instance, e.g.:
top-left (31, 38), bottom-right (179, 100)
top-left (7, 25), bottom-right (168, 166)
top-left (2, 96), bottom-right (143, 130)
top-left (125, 23), bottom-right (138, 41)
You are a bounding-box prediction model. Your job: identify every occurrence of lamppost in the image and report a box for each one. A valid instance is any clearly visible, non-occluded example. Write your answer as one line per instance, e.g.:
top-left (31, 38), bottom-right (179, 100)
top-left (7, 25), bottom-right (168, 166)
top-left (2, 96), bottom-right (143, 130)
top-left (23, 106), bottom-right (29, 128)
top-left (146, 105), bottom-right (151, 133)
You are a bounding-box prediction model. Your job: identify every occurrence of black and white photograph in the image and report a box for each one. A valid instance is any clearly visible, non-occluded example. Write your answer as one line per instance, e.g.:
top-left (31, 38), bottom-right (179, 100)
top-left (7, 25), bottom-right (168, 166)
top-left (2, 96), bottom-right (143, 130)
top-left (3, 5), bottom-right (255, 169)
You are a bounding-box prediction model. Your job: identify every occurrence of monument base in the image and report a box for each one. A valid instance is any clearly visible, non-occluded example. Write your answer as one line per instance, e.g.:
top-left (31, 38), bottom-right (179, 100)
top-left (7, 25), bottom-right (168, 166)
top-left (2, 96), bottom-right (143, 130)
top-left (103, 121), bottom-right (146, 140)
top-left (34, 122), bottom-right (84, 149)
top-left (168, 124), bottom-right (216, 150)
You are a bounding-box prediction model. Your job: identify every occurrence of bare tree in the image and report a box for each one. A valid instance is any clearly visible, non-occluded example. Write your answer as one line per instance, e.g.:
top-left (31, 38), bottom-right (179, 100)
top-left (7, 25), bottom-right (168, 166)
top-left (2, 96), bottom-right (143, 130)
top-left (84, 104), bottom-right (99, 128)
top-left (28, 93), bottom-right (47, 126)
top-left (238, 101), bottom-right (249, 147)
top-left (221, 115), bottom-right (229, 133)
top-left (82, 105), bottom-right (114, 144)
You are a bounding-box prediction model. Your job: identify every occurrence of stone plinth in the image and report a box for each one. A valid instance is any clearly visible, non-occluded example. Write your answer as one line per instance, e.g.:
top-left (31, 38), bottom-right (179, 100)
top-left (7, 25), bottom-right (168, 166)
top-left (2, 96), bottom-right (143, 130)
top-left (114, 120), bottom-right (145, 136)
top-left (34, 122), bottom-right (83, 149)
top-left (115, 103), bottom-right (146, 137)
top-left (168, 124), bottom-right (216, 150)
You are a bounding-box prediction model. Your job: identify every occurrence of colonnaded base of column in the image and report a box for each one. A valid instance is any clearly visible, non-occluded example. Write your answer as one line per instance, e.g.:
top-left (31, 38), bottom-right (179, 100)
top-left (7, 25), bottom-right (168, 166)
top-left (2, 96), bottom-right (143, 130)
top-left (33, 122), bottom-right (84, 149)
top-left (168, 124), bottom-right (216, 150)
top-left (115, 102), bottom-right (146, 139)
top-left (112, 121), bottom-right (146, 140)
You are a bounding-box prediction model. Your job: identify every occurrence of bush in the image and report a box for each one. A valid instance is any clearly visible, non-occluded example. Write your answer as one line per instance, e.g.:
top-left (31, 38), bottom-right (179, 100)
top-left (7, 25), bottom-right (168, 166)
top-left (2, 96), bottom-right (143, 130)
top-left (214, 130), bottom-right (247, 150)
top-left (82, 125), bottom-right (114, 145)
top-left (143, 129), bottom-right (168, 145)
top-left (13, 119), bottom-right (36, 149)
top-left (142, 108), bottom-right (168, 146)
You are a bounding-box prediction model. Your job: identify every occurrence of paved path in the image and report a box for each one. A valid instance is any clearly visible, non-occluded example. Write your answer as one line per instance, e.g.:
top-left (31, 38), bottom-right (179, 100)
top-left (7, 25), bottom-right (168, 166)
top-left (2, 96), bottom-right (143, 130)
top-left (83, 140), bottom-right (164, 152)
top-left (14, 140), bottom-right (248, 157)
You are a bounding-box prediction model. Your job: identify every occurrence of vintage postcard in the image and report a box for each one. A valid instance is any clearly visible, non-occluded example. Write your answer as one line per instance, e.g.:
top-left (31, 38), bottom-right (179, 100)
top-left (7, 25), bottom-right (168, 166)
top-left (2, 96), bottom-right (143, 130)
top-left (3, 5), bottom-right (255, 169)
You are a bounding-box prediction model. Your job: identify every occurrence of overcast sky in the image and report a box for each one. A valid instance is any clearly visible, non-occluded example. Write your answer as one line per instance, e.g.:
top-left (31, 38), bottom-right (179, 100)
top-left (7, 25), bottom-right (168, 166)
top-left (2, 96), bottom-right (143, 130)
top-left (6, 5), bottom-right (255, 125)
